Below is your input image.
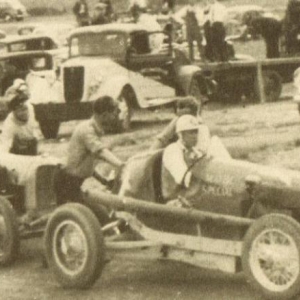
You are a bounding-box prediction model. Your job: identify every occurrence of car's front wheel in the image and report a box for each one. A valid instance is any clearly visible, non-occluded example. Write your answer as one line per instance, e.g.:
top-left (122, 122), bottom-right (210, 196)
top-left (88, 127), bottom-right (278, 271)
top-left (242, 213), bottom-right (300, 300)
top-left (0, 196), bottom-right (19, 266)
top-left (44, 203), bottom-right (105, 289)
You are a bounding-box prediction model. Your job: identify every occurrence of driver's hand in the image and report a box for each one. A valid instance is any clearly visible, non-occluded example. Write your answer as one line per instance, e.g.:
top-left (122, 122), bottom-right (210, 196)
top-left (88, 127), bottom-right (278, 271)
top-left (183, 171), bottom-right (192, 188)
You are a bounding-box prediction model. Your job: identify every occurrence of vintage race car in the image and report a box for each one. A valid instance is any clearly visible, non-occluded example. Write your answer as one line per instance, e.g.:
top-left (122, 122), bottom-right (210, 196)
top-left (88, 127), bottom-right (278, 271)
top-left (27, 23), bottom-right (214, 139)
top-left (0, 153), bottom-right (61, 265)
top-left (43, 139), bottom-right (300, 300)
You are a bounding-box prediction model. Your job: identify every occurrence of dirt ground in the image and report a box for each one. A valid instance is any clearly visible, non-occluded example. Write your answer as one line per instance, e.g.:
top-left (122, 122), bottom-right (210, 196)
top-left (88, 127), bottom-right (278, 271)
top-left (2, 13), bottom-right (300, 300)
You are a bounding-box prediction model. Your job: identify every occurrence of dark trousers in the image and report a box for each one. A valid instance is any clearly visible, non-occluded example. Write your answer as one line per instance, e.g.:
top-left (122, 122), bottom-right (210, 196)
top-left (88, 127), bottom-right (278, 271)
top-left (210, 22), bottom-right (227, 62)
top-left (265, 37), bottom-right (280, 58)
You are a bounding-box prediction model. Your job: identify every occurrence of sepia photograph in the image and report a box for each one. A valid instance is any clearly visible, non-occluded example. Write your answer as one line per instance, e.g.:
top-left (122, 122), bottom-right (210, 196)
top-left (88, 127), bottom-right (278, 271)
top-left (0, 0), bottom-right (300, 299)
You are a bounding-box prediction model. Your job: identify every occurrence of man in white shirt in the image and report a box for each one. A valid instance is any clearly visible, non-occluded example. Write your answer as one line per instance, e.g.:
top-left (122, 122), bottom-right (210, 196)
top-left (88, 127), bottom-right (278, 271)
top-left (162, 114), bottom-right (204, 200)
top-left (0, 94), bottom-right (40, 155)
top-left (204, 0), bottom-right (228, 61)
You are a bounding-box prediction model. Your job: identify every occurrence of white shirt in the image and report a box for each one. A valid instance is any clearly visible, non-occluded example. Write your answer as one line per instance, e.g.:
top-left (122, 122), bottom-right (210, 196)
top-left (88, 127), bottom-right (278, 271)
top-left (207, 2), bottom-right (227, 23)
top-left (163, 140), bottom-right (202, 187)
top-left (0, 104), bottom-right (39, 153)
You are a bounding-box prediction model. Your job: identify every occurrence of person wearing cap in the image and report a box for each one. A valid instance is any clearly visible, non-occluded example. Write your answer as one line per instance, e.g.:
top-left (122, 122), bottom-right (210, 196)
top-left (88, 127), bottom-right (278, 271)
top-left (151, 97), bottom-right (210, 153)
top-left (57, 96), bottom-right (124, 203)
top-left (91, 2), bottom-right (109, 25)
top-left (0, 94), bottom-right (40, 155)
top-left (0, 78), bottom-right (29, 121)
top-left (4, 78), bottom-right (29, 99)
top-left (161, 114), bottom-right (204, 200)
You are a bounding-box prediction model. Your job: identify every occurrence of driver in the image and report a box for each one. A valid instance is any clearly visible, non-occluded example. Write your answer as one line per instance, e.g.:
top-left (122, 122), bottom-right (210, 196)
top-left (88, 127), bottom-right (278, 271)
top-left (162, 114), bottom-right (203, 200)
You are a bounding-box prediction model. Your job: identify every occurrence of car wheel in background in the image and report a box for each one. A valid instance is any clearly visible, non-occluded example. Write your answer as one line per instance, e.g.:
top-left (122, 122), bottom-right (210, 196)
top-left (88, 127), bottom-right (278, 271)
top-left (242, 213), bottom-right (300, 300)
top-left (254, 70), bottom-right (282, 103)
top-left (44, 203), bottom-right (105, 289)
top-left (0, 196), bottom-right (19, 266)
top-left (39, 120), bottom-right (60, 139)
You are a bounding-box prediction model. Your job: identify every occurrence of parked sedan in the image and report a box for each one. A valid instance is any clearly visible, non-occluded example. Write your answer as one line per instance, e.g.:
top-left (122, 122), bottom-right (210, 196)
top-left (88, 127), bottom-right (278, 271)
top-left (28, 23), bottom-right (214, 139)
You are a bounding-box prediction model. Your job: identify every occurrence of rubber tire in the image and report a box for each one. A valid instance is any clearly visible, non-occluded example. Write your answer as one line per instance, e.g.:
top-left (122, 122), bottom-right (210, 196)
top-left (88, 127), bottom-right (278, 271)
top-left (254, 70), bottom-right (282, 103)
top-left (242, 213), bottom-right (300, 300)
top-left (0, 196), bottom-right (19, 266)
top-left (39, 120), bottom-right (60, 139)
top-left (44, 203), bottom-right (105, 289)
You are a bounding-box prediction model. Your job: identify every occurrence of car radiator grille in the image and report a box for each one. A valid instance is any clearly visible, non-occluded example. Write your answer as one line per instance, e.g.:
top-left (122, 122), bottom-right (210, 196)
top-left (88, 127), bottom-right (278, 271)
top-left (63, 66), bottom-right (84, 103)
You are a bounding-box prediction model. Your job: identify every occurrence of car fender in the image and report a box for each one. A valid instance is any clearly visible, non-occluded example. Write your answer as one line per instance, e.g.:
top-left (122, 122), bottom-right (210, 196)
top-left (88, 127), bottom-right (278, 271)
top-left (89, 75), bottom-right (146, 108)
top-left (177, 65), bottom-right (209, 96)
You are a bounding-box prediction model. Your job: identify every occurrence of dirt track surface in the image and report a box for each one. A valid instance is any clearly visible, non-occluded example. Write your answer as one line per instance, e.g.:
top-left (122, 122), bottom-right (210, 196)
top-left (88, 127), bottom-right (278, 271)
top-left (2, 15), bottom-right (300, 300)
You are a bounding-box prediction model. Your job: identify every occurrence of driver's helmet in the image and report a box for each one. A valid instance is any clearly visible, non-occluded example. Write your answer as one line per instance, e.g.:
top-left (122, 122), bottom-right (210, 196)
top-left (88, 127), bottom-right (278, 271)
top-left (176, 115), bottom-right (200, 133)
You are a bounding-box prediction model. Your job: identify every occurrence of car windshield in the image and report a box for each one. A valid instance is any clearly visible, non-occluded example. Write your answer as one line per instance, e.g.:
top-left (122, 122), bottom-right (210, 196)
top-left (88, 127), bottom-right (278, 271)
top-left (70, 32), bottom-right (127, 58)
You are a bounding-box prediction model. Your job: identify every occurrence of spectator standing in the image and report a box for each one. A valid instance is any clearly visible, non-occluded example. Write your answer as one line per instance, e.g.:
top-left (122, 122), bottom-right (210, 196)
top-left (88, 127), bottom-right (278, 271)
top-left (73, 0), bottom-right (90, 27)
top-left (204, 0), bottom-right (228, 61)
top-left (91, 3), bottom-right (109, 25)
top-left (251, 15), bottom-right (282, 58)
top-left (162, 0), bottom-right (176, 14)
top-left (283, 0), bottom-right (300, 55)
top-left (172, 0), bottom-right (204, 61)
top-left (99, 0), bottom-right (114, 21)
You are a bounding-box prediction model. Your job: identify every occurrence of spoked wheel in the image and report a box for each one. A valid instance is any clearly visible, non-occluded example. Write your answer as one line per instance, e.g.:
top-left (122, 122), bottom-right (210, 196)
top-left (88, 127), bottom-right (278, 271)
top-left (0, 196), bottom-right (19, 266)
top-left (242, 214), bottom-right (300, 300)
top-left (44, 203), bottom-right (105, 289)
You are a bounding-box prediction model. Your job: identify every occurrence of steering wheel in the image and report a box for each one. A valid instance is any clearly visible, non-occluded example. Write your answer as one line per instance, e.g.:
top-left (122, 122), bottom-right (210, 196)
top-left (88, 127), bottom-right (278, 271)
top-left (181, 153), bottom-right (207, 187)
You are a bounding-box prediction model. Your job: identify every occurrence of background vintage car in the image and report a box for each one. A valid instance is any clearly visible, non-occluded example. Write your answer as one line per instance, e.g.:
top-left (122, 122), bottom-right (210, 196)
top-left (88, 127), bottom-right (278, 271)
top-left (28, 23), bottom-right (212, 139)
top-left (0, 50), bottom-right (53, 95)
top-left (0, 0), bottom-right (27, 21)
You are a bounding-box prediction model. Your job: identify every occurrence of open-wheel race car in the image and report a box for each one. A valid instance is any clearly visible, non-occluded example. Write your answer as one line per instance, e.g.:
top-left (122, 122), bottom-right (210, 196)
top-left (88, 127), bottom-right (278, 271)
top-left (0, 153), bottom-right (61, 266)
top-left (42, 141), bottom-right (300, 300)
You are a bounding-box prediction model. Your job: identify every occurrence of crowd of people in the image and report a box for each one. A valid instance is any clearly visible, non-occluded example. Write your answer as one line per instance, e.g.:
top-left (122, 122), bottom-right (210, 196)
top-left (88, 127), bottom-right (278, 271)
top-left (72, 0), bottom-right (230, 62)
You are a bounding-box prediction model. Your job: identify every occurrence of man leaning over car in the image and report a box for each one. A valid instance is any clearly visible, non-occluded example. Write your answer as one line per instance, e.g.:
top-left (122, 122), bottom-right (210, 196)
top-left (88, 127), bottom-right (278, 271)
top-left (56, 96), bottom-right (124, 203)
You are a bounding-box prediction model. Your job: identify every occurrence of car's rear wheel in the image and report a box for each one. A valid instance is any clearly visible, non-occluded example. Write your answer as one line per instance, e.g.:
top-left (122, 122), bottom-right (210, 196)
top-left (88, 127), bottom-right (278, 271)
top-left (253, 70), bottom-right (282, 103)
top-left (0, 196), bottom-right (19, 266)
top-left (44, 203), bottom-right (105, 289)
top-left (39, 120), bottom-right (60, 139)
top-left (242, 214), bottom-right (300, 300)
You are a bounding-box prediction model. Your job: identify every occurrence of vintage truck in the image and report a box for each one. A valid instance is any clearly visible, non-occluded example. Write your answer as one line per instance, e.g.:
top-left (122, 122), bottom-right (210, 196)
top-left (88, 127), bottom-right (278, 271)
top-left (27, 23), bottom-right (214, 139)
